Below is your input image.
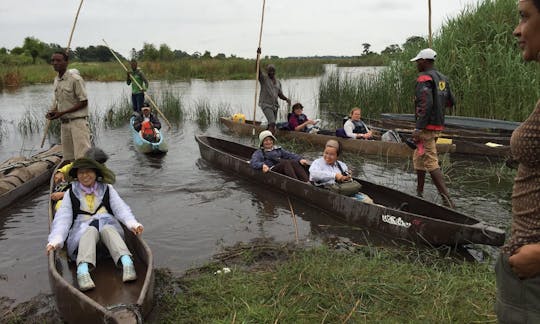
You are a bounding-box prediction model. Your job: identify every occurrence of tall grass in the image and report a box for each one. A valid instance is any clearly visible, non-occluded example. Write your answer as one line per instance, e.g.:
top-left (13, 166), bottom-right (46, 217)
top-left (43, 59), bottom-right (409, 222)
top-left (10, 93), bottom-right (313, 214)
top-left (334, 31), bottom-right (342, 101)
top-left (319, 0), bottom-right (540, 121)
top-left (0, 55), bottom-right (386, 89)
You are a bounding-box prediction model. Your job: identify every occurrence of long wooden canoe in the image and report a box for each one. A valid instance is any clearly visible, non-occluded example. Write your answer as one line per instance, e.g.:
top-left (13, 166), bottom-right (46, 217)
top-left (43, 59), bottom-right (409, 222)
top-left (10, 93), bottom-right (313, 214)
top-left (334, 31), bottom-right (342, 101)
top-left (380, 113), bottom-right (520, 134)
top-left (220, 117), bottom-right (455, 159)
top-left (367, 120), bottom-right (512, 157)
top-left (130, 116), bottom-right (168, 154)
top-left (196, 135), bottom-right (505, 247)
top-left (48, 162), bottom-right (154, 323)
top-left (0, 144), bottom-right (62, 210)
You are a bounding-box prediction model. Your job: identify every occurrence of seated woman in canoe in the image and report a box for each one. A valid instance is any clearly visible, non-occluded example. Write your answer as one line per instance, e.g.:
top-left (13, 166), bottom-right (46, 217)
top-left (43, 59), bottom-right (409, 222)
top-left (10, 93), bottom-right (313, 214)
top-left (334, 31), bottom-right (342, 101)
top-left (287, 103), bottom-right (320, 133)
top-left (133, 102), bottom-right (161, 143)
top-left (342, 107), bottom-right (373, 140)
top-left (46, 157), bottom-right (144, 291)
top-left (309, 139), bottom-right (367, 200)
top-left (250, 130), bottom-right (310, 181)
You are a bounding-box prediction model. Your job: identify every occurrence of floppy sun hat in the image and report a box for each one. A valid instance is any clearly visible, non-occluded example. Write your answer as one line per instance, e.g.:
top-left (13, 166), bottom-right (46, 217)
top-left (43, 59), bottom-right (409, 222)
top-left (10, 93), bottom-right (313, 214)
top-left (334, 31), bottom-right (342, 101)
top-left (68, 158), bottom-right (116, 184)
top-left (258, 130), bottom-right (277, 147)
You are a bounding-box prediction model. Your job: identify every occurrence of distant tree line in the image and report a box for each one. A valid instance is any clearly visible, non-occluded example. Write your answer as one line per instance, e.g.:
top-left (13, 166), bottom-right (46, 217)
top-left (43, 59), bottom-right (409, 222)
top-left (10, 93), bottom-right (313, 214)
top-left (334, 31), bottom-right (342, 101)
top-left (0, 36), bottom-right (427, 65)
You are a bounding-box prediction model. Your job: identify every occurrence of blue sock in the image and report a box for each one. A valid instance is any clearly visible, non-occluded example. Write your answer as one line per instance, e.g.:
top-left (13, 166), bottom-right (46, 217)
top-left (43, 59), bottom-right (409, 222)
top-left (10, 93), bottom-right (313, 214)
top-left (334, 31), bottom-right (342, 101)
top-left (77, 262), bottom-right (89, 275)
top-left (120, 255), bottom-right (133, 267)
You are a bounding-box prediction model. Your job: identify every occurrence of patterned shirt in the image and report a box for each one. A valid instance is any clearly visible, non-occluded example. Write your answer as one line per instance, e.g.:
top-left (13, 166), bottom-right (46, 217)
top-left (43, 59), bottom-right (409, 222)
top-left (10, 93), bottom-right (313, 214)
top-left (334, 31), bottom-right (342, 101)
top-left (503, 100), bottom-right (540, 256)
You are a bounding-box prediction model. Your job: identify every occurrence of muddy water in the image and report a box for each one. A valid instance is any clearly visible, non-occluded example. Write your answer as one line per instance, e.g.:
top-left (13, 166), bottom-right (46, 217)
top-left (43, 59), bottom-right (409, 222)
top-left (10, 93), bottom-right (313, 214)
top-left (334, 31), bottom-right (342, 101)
top-left (0, 69), bottom-right (512, 307)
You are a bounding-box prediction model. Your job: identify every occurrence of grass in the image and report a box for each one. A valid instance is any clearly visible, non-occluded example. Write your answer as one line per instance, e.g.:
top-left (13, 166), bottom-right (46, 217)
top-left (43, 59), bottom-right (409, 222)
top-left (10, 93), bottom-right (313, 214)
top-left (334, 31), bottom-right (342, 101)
top-left (318, 0), bottom-right (540, 122)
top-left (0, 56), bottom-right (382, 89)
top-left (152, 242), bottom-right (498, 323)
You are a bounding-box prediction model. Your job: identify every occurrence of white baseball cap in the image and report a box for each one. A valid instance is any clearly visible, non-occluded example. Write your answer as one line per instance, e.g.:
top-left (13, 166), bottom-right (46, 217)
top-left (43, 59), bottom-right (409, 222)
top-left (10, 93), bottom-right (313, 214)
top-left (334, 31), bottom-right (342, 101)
top-left (410, 48), bottom-right (437, 61)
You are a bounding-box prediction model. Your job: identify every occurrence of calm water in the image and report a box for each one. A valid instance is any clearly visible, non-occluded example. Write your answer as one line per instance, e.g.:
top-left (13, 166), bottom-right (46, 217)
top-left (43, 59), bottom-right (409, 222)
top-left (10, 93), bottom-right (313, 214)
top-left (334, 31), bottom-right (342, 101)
top-left (0, 67), bottom-right (512, 304)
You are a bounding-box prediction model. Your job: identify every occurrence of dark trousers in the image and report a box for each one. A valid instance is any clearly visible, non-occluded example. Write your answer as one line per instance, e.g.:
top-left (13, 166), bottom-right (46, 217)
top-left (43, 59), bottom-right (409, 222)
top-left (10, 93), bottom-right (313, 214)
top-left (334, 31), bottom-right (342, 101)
top-left (272, 160), bottom-right (308, 182)
top-left (495, 253), bottom-right (540, 323)
top-left (131, 93), bottom-right (145, 113)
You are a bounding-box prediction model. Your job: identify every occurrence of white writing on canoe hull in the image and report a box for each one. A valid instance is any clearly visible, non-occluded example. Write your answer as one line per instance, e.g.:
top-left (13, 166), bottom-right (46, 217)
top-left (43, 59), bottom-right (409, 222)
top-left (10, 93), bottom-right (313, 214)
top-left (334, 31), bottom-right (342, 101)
top-left (381, 214), bottom-right (411, 228)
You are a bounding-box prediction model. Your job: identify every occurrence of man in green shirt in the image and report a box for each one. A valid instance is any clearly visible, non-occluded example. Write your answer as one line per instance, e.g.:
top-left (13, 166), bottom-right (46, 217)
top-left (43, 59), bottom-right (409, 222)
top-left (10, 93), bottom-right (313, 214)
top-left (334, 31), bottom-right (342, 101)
top-left (126, 59), bottom-right (149, 113)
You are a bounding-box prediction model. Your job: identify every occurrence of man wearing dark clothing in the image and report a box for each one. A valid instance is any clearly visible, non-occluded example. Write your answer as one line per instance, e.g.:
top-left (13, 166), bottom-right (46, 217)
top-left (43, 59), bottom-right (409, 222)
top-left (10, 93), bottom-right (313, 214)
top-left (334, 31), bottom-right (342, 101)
top-left (257, 48), bottom-right (291, 134)
top-left (127, 60), bottom-right (149, 113)
top-left (410, 48), bottom-right (456, 208)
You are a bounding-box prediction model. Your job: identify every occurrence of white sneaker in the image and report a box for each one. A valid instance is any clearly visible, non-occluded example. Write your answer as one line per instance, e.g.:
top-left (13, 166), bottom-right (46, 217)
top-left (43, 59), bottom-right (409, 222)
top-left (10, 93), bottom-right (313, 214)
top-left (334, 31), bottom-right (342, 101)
top-left (123, 263), bottom-right (137, 282)
top-left (77, 273), bottom-right (95, 291)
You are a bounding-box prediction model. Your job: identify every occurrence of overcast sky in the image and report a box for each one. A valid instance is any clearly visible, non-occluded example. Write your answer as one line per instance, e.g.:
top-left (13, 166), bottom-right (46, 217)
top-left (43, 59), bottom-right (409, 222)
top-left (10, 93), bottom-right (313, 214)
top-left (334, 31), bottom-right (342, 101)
top-left (1, 0), bottom-right (480, 59)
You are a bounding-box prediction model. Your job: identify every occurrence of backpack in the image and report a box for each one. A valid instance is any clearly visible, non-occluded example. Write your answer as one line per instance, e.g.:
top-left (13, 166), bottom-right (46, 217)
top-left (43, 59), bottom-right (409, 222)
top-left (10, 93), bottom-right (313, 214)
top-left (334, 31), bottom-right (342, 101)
top-left (381, 130), bottom-right (402, 143)
top-left (335, 128), bottom-right (348, 138)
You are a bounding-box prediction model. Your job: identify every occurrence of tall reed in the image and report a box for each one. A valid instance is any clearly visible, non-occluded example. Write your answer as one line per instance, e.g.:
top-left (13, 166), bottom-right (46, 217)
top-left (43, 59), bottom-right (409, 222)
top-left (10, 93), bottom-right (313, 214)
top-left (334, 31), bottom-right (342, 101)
top-left (319, 0), bottom-right (540, 121)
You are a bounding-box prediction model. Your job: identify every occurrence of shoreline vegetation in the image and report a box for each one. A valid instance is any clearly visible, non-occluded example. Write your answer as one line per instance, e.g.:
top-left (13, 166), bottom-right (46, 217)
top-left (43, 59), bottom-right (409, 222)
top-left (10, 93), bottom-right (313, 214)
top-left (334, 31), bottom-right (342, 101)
top-left (0, 56), bottom-right (383, 88)
top-left (3, 240), bottom-right (499, 323)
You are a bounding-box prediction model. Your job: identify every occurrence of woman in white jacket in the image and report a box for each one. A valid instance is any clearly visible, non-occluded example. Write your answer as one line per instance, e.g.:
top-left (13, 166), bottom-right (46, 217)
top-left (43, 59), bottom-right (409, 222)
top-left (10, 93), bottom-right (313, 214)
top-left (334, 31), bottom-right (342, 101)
top-left (46, 157), bottom-right (144, 291)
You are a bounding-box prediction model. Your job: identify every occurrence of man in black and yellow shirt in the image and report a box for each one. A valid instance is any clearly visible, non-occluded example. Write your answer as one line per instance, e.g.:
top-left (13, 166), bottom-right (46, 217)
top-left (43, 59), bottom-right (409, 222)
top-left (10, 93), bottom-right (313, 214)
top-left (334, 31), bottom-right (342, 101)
top-left (410, 48), bottom-right (455, 208)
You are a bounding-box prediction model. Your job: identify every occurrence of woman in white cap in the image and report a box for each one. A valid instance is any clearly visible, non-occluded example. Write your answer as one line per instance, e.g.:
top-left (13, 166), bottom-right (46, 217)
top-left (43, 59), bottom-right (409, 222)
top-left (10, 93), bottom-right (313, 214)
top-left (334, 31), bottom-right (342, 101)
top-left (250, 130), bottom-right (309, 181)
top-left (46, 157), bottom-right (144, 291)
top-left (496, 0), bottom-right (540, 321)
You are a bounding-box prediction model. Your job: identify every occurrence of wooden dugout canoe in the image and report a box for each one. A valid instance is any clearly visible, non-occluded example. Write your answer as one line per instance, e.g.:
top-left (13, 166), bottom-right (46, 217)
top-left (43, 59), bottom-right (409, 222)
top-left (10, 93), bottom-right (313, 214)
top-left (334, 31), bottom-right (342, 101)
top-left (368, 120), bottom-right (512, 158)
top-left (130, 116), bottom-right (168, 154)
top-left (0, 144), bottom-right (62, 210)
top-left (380, 113), bottom-right (520, 134)
top-left (219, 117), bottom-right (456, 159)
top-left (47, 162), bottom-right (154, 324)
top-left (195, 135), bottom-right (505, 247)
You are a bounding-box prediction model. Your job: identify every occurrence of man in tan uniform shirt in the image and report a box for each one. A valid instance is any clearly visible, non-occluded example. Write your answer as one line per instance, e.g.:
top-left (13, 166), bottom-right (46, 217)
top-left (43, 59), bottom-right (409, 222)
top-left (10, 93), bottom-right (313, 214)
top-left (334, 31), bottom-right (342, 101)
top-left (46, 51), bottom-right (91, 161)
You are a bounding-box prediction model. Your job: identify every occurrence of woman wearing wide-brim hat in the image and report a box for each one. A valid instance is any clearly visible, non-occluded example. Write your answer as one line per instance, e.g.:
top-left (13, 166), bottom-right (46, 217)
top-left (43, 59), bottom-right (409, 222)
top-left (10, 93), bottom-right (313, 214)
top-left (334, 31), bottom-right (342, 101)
top-left (46, 157), bottom-right (144, 292)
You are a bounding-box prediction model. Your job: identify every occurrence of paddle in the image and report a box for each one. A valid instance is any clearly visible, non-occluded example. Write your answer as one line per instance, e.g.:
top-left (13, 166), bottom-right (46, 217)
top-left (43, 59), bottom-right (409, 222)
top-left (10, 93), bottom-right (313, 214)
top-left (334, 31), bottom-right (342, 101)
top-left (102, 39), bottom-right (172, 130)
top-left (40, 0), bottom-right (85, 148)
top-left (251, 0), bottom-right (267, 136)
top-left (287, 196), bottom-right (300, 244)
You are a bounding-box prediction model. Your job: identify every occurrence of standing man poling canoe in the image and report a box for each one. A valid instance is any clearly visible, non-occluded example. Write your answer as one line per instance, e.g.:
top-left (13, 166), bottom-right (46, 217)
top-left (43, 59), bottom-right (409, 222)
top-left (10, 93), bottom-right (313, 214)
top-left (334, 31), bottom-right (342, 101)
top-left (46, 51), bottom-right (91, 162)
top-left (410, 48), bottom-right (456, 208)
top-left (127, 59), bottom-right (149, 114)
top-left (257, 47), bottom-right (291, 134)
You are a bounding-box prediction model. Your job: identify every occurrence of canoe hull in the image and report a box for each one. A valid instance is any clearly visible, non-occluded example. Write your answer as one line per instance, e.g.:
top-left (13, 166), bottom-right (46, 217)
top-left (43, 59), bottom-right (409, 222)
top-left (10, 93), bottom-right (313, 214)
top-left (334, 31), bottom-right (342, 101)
top-left (196, 135), bottom-right (505, 247)
top-left (220, 117), bottom-right (455, 158)
top-left (0, 145), bottom-right (62, 210)
top-left (130, 116), bottom-right (168, 154)
top-left (48, 162), bottom-right (154, 323)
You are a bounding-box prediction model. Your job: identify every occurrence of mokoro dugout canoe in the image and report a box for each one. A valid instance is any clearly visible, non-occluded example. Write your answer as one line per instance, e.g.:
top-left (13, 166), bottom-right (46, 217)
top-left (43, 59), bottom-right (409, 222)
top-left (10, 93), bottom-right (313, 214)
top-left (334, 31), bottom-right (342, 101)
top-left (130, 116), bottom-right (168, 154)
top-left (0, 144), bottom-right (62, 210)
top-left (195, 135), bottom-right (505, 247)
top-left (367, 120), bottom-right (511, 158)
top-left (380, 113), bottom-right (520, 134)
top-left (219, 117), bottom-right (456, 159)
top-left (48, 162), bottom-right (154, 324)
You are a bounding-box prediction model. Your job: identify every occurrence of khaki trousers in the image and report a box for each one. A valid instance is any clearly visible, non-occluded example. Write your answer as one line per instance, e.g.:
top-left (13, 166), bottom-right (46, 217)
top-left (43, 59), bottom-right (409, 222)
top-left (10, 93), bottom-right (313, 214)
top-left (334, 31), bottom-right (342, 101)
top-left (76, 225), bottom-right (132, 268)
top-left (413, 130), bottom-right (440, 172)
top-left (60, 118), bottom-right (91, 161)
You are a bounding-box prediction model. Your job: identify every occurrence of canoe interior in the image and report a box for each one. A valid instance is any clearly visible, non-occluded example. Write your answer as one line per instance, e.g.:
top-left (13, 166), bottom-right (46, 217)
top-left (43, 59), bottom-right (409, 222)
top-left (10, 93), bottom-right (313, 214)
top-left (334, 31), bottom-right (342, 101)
top-left (48, 161), bottom-right (154, 323)
top-left (201, 136), bottom-right (479, 226)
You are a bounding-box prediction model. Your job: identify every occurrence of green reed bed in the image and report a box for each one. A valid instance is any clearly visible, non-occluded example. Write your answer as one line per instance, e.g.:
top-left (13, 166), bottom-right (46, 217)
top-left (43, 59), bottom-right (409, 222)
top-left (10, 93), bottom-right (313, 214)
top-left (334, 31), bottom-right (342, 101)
top-left (1, 58), bottom-right (333, 88)
top-left (319, 0), bottom-right (540, 121)
top-left (157, 90), bottom-right (184, 122)
top-left (153, 243), bottom-right (497, 323)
